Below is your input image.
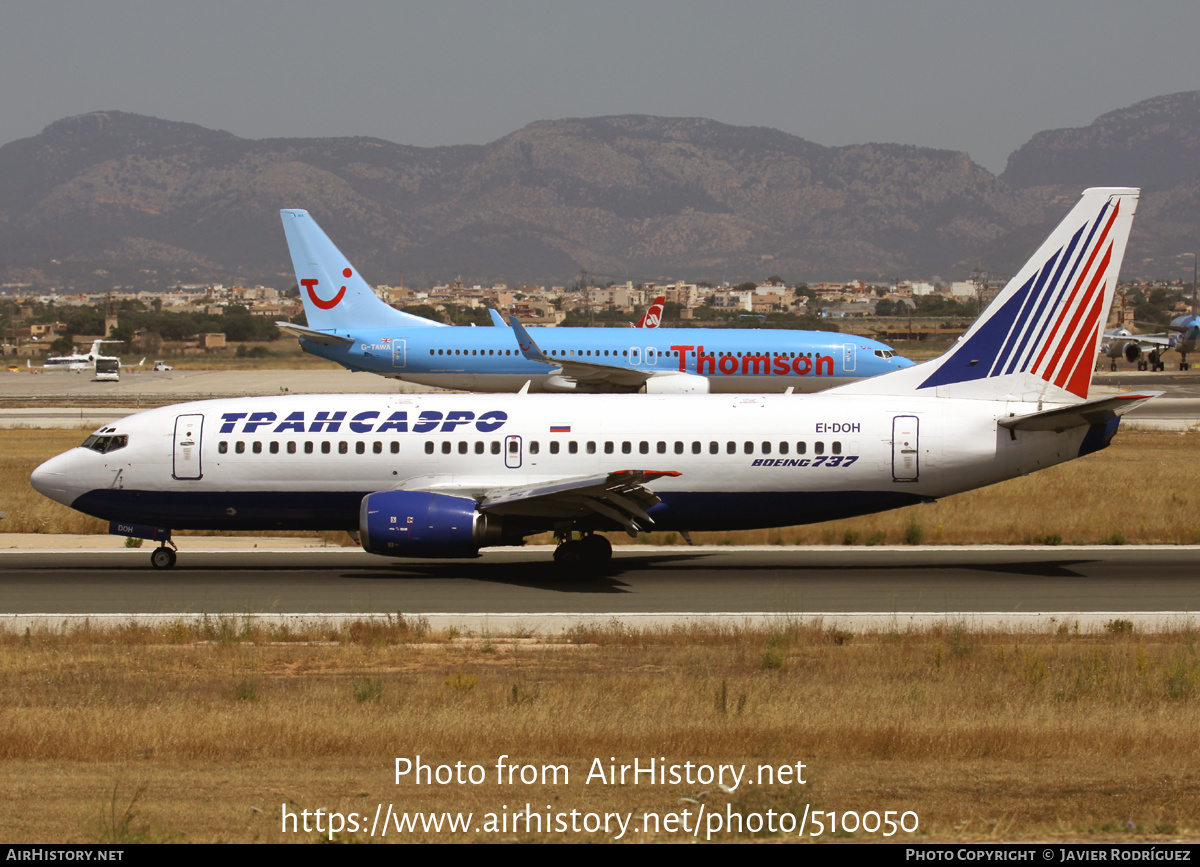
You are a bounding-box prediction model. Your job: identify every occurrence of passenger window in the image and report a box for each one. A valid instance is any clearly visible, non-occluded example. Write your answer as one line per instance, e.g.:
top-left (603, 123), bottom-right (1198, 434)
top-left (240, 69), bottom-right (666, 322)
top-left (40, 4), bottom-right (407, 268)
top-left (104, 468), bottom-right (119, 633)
top-left (550, 441), bottom-right (560, 454)
top-left (530, 441), bottom-right (540, 455)
top-left (744, 442), bottom-right (753, 454)
top-left (491, 441), bottom-right (501, 455)
top-left (779, 442), bottom-right (789, 455)
top-left (709, 442), bottom-right (718, 454)
top-left (391, 442), bottom-right (400, 454)
top-left (587, 442), bottom-right (596, 454)
top-left (657, 441), bottom-right (667, 454)
top-left (762, 441), bottom-right (771, 454)
top-left (639, 441), bottom-right (649, 454)
top-left (569, 441), bottom-right (578, 454)
top-left (373, 442), bottom-right (382, 454)
top-left (425, 442), bottom-right (434, 454)
top-left (321, 441), bottom-right (331, 455)
top-left (441, 442), bottom-right (451, 454)
top-left (218, 441), bottom-right (228, 454)
top-left (815, 442), bottom-right (825, 455)
top-left (287, 441), bottom-right (297, 454)
top-left (338, 441), bottom-right (348, 455)
top-left (235, 441), bottom-right (245, 454)
top-left (508, 440), bottom-right (518, 453)
top-left (674, 442), bottom-right (683, 455)
top-left (833, 442), bottom-right (842, 455)
top-left (305, 442), bottom-right (314, 454)
top-left (726, 442), bottom-right (736, 455)
top-left (691, 441), bottom-right (701, 454)
top-left (604, 442), bottom-right (614, 454)
top-left (475, 442), bottom-right (484, 454)
top-left (796, 442), bottom-right (806, 455)
top-left (357, 442), bottom-right (366, 455)
top-left (458, 441), bottom-right (468, 454)
top-left (622, 442), bottom-right (632, 454)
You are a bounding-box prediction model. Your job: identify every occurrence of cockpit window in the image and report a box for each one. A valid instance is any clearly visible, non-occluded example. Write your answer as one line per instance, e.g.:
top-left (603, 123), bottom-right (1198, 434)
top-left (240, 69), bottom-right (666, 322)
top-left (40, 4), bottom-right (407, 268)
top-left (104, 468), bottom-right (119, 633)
top-left (81, 434), bottom-right (128, 454)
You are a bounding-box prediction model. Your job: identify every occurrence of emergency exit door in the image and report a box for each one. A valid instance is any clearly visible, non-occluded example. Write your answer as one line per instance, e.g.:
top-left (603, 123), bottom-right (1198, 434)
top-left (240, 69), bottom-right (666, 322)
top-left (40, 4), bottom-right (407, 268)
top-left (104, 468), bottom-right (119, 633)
top-left (892, 415), bottom-right (919, 482)
top-left (173, 413), bottom-right (204, 480)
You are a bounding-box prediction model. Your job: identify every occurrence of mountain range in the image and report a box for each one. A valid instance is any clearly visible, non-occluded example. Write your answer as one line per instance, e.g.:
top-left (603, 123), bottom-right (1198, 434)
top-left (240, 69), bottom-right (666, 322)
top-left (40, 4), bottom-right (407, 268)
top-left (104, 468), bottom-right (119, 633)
top-left (2, 91), bottom-right (1199, 291)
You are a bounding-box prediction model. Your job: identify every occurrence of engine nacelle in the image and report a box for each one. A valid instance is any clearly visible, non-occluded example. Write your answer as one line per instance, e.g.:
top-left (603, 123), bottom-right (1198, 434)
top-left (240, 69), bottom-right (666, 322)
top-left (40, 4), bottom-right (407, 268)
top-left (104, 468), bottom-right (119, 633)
top-left (360, 491), bottom-right (502, 558)
top-left (641, 372), bottom-right (711, 394)
top-left (1123, 343), bottom-right (1143, 364)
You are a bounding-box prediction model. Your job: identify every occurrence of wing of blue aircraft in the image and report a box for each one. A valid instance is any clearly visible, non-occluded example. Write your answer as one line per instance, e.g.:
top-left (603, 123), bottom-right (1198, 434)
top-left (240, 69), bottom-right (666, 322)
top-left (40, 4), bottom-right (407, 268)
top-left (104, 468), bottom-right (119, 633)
top-left (502, 312), bottom-right (665, 390)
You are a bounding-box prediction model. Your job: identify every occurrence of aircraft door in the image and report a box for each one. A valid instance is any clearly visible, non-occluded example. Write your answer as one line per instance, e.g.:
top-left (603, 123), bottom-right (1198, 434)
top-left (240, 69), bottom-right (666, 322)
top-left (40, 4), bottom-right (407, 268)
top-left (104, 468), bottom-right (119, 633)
top-left (645, 346), bottom-right (659, 367)
top-left (843, 343), bottom-right (856, 373)
top-left (391, 339), bottom-right (406, 369)
top-left (891, 415), bottom-right (919, 482)
top-left (173, 413), bottom-right (204, 480)
top-left (504, 435), bottom-right (522, 469)
top-left (628, 346), bottom-right (641, 365)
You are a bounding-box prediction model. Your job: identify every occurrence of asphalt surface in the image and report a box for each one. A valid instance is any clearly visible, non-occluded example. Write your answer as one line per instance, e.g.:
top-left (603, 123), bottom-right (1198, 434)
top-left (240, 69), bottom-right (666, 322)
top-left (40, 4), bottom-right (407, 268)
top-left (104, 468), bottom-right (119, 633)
top-left (1, 546), bottom-right (1197, 620)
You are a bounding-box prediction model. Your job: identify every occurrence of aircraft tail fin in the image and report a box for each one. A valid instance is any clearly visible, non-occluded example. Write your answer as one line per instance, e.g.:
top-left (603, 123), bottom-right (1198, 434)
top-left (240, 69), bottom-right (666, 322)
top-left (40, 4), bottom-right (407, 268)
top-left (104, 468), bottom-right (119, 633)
top-left (279, 210), bottom-right (446, 332)
top-left (835, 187), bottom-right (1139, 403)
top-left (635, 296), bottom-right (666, 328)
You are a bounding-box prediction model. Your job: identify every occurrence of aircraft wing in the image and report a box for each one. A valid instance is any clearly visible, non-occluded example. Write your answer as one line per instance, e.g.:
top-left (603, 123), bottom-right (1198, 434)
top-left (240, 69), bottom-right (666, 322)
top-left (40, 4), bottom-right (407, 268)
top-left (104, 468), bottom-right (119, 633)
top-left (500, 311), bottom-right (653, 389)
top-left (999, 392), bottom-right (1162, 432)
top-left (488, 309), bottom-right (506, 327)
top-left (275, 321), bottom-right (354, 345)
top-left (479, 469), bottom-right (681, 536)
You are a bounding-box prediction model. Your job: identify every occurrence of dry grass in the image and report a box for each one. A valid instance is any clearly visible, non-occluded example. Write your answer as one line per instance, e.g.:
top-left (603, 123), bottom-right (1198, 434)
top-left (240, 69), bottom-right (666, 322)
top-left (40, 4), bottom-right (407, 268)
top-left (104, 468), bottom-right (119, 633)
top-left (5, 428), bottom-right (1198, 543)
top-left (1, 618), bottom-right (1199, 842)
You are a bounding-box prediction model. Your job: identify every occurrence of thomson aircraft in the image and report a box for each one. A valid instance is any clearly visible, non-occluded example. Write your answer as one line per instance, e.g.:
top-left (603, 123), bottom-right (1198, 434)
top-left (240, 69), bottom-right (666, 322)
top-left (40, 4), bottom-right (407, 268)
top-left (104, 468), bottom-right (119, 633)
top-left (33, 189), bottom-right (1152, 570)
top-left (274, 210), bottom-right (911, 394)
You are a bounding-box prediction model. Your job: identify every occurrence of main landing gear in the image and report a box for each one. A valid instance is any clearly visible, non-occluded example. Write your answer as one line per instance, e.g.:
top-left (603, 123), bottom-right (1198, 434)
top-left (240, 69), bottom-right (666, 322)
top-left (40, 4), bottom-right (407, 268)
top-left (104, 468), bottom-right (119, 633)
top-left (552, 532), bottom-right (613, 567)
top-left (150, 540), bottom-right (178, 570)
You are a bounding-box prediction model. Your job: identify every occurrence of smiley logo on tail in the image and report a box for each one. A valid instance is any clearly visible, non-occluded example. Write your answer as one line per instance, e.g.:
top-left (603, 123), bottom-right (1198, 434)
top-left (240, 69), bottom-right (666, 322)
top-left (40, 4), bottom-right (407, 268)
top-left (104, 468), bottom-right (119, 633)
top-left (301, 268), bottom-right (352, 310)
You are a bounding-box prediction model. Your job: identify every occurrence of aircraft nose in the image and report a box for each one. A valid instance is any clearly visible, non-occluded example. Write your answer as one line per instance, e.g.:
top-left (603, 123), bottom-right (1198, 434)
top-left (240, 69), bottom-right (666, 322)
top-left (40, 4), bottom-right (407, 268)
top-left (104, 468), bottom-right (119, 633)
top-left (30, 451), bottom-right (81, 506)
top-left (894, 356), bottom-right (916, 368)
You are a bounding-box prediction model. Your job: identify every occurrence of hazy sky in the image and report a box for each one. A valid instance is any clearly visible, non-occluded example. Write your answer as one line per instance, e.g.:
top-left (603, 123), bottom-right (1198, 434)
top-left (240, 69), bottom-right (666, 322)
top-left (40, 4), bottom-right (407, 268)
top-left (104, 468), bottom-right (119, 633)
top-left (3, 1), bottom-right (1198, 173)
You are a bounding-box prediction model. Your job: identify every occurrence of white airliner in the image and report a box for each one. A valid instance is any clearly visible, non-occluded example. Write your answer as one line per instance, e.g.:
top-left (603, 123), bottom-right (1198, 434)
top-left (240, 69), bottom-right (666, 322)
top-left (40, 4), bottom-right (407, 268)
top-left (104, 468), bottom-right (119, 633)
top-left (32, 188), bottom-right (1154, 570)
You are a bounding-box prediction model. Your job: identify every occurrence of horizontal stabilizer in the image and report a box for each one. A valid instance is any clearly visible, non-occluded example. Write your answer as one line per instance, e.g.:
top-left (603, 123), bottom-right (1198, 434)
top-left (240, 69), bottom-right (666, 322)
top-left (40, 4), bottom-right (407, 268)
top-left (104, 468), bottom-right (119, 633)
top-left (274, 321), bottom-right (354, 345)
top-left (999, 392), bottom-right (1161, 432)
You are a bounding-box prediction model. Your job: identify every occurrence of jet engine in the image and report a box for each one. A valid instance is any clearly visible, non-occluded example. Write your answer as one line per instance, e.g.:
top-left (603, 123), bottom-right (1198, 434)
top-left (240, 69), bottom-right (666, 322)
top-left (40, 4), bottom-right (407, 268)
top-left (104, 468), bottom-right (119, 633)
top-left (641, 372), bottom-right (711, 394)
top-left (359, 491), bottom-right (506, 557)
top-left (1123, 343), bottom-right (1143, 364)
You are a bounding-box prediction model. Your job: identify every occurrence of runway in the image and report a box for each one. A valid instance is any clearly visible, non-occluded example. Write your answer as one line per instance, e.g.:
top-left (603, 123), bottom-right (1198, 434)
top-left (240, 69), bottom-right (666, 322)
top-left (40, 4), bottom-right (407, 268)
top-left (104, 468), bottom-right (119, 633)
top-left (2, 546), bottom-right (1197, 630)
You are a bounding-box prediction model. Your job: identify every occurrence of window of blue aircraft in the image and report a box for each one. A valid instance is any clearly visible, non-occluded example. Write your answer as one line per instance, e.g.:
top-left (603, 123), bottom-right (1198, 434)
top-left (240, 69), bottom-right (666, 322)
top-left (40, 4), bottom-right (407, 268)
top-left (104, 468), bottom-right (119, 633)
top-left (252, 442), bottom-right (262, 454)
top-left (569, 442), bottom-right (578, 454)
top-left (458, 442), bottom-right (468, 454)
top-left (305, 442), bottom-right (314, 455)
top-left (549, 441), bottom-right (560, 454)
top-left (288, 441), bottom-right (297, 455)
top-left (815, 442), bottom-right (825, 455)
top-left (235, 441), bottom-right (245, 454)
top-left (491, 442), bottom-right (501, 455)
top-left (441, 442), bottom-right (451, 454)
top-left (604, 442), bottom-right (613, 454)
top-left (218, 442), bottom-right (227, 454)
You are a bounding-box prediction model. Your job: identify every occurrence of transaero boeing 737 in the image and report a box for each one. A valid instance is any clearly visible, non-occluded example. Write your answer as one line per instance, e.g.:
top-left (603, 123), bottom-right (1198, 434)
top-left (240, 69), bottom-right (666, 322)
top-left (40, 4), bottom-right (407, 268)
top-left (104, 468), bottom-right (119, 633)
top-left (33, 189), bottom-right (1154, 569)
top-left (274, 210), bottom-right (912, 394)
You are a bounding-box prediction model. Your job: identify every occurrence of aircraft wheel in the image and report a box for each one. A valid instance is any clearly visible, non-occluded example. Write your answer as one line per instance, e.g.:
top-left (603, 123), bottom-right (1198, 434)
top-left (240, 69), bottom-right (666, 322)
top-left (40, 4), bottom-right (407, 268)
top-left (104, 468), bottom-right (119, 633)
top-left (150, 546), bottom-right (177, 570)
top-left (553, 540), bottom-right (584, 566)
top-left (579, 534), bottom-right (613, 564)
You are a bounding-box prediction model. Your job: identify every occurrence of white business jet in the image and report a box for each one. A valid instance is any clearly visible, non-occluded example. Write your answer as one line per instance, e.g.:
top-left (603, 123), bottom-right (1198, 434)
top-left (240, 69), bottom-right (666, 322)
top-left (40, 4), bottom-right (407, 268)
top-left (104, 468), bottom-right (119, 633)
top-left (32, 188), bottom-right (1154, 569)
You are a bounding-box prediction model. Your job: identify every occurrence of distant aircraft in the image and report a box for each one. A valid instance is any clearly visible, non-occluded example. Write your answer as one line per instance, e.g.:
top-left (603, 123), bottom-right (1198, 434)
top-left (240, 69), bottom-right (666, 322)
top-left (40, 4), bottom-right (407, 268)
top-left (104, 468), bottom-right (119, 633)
top-left (37, 339), bottom-right (122, 372)
top-left (634, 296), bottom-right (665, 328)
top-left (32, 188), bottom-right (1154, 570)
top-left (1099, 327), bottom-right (1169, 371)
top-left (274, 210), bottom-right (912, 394)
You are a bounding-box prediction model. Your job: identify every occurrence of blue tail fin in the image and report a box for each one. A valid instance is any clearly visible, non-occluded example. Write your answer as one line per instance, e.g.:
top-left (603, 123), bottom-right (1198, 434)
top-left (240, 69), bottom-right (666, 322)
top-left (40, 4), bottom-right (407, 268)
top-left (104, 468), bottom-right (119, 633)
top-left (279, 210), bottom-right (445, 332)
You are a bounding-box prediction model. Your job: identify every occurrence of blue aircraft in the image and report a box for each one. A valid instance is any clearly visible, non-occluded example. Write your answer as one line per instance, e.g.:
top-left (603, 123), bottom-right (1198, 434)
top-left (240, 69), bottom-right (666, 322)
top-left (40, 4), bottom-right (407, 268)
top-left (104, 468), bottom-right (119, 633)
top-left (275, 210), bottom-right (913, 394)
